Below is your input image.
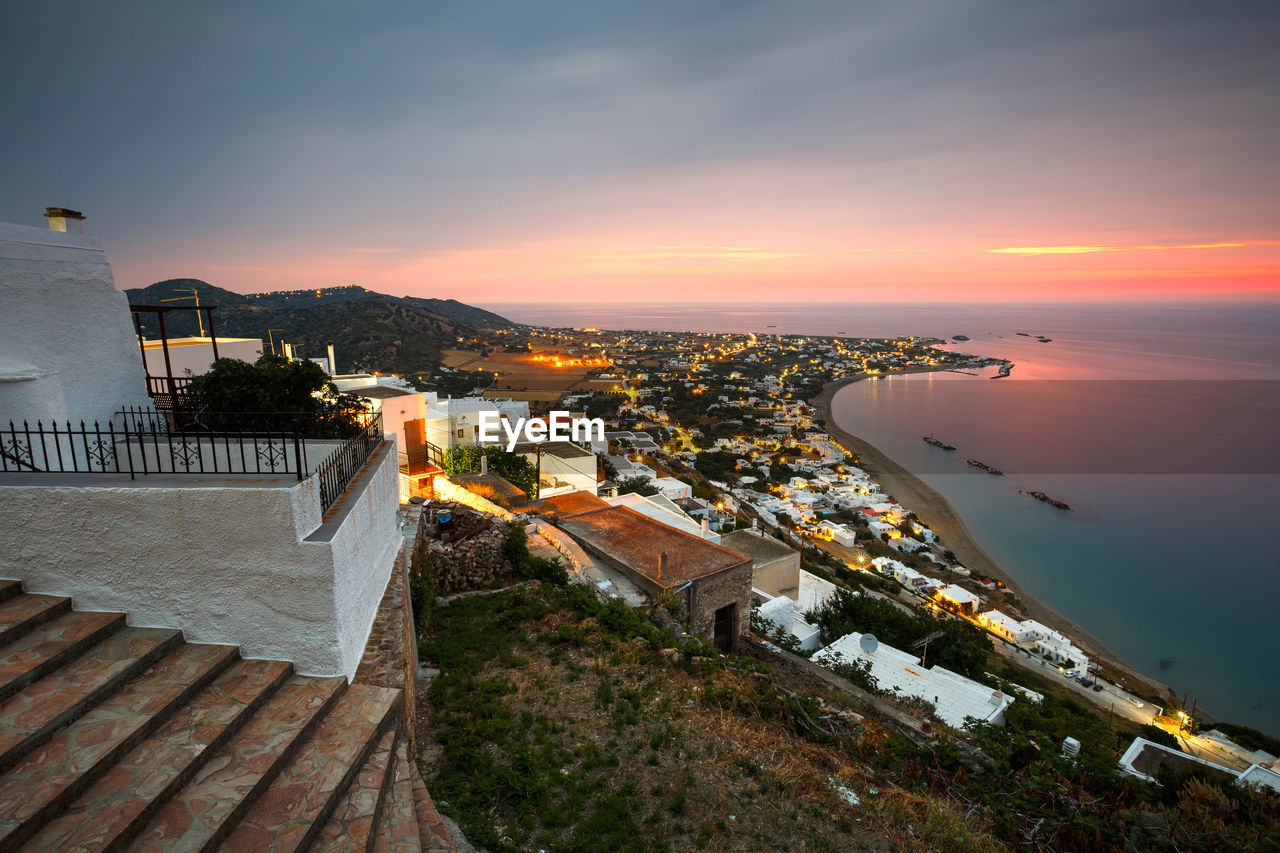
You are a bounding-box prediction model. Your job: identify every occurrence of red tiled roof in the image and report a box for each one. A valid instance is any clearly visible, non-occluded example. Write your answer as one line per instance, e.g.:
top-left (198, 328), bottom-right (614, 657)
top-left (524, 490), bottom-right (611, 519)
top-left (559, 506), bottom-right (749, 583)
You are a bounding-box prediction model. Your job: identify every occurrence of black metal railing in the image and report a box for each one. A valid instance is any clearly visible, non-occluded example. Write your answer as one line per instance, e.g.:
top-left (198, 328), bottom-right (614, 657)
top-left (3, 407), bottom-right (386, 511)
top-left (315, 413), bottom-right (384, 512)
top-left (2, 410), bottom-right (309, 479)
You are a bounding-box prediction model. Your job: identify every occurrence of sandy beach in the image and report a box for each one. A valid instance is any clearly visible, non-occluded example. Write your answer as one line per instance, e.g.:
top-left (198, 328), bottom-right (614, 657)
top-left (812, 374), bottom-right (1173, 703)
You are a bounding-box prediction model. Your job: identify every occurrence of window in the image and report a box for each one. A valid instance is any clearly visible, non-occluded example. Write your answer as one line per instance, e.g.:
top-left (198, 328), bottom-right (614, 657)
top-left (456, 428), bottom-right (465, 439)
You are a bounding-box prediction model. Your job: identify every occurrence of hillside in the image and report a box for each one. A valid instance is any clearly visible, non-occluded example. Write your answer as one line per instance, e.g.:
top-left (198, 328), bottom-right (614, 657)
top-left (417, 577), bottom-right (1280, 852)
top-left (126, 280), bottom-right (516, 376)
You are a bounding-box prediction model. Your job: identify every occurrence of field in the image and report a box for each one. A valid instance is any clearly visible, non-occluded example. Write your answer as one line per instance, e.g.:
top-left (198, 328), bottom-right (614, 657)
top-left (442, 349), bottom-right (611, 396)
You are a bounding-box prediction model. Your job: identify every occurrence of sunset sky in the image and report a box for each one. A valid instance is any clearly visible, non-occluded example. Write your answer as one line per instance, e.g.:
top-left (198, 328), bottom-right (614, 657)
top-left (3, 1), bottom-right (1277, 302)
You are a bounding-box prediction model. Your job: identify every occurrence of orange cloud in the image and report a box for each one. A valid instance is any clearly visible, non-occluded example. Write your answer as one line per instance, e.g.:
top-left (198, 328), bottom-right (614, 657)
top-left (988, 240), bottom-right (1280, 256)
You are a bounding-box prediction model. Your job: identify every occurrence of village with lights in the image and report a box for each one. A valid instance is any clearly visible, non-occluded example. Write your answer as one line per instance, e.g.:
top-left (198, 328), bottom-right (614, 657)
top-left (413, 320), bottom-right (1280, 775)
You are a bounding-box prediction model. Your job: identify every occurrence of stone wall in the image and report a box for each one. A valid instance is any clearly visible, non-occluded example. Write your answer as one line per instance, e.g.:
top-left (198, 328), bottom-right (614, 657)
top-left (418, 501), bottom-right (512, 594)
top-left (688, 562), bottom-right (753, 648)
top-left (354, 548), bottom-right (418, 754)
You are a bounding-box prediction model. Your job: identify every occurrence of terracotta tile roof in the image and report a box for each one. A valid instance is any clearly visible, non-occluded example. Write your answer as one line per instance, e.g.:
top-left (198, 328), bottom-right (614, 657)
top-left (525, 490), bottom-right (611, 519)
top-left (559, 507), bottom-right (750, 583)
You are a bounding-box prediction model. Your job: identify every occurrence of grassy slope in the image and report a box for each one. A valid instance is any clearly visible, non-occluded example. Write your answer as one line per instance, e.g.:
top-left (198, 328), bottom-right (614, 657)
top-left (415, 584), bottom-right (1003, 853)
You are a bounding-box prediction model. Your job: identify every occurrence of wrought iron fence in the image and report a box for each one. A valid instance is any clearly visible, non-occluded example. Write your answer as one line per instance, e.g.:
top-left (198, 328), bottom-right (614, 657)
top-left (1, 411), bottom-right (309, 478)
top-left (315, 412), bottom-right (384, 512)
top-left (3, 407), bottom-right (386, 511)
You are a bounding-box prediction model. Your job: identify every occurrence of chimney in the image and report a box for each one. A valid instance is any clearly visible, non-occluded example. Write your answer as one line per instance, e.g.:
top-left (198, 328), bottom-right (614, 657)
top-left (480, 455), bottom-right (488, 475)
top-left (658, 551), bottom-right (668, 581)
top-left (326, 341), bottom-right (337, 374)
top-left (700, 518), bottom-right (709, 537)
top-left (44, 207), bottom-right (86, 234)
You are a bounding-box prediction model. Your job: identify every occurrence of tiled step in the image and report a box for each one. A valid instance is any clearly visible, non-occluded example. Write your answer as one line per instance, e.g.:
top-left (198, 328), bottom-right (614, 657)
top-left (217, 685), bottom-right (402, 852)
top-left (0, 625), bottom-right (182, 773)
top-left (411, 763), bottom-right (455, 853)
top-left (127, 674), bottom-right (348, 853)
top-left (0, 641), bottom-right (239, 848)
top-left (373, 741), bottom-right (423, 853)
top-left (0, 593), bottom-right (72, 649)
top-left (311, 727), bottom-right (398, 853)
top-left (25, 657), bottom-right (293, 852)
top-left (0, 581), bottom-right (23, 605)
top-left (0, 610), bottom-right (125, 704)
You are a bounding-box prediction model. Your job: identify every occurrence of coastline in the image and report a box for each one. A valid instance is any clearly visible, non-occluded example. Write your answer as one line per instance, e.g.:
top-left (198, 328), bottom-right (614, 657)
top-left (812, 373), bottom-right (1173, 704)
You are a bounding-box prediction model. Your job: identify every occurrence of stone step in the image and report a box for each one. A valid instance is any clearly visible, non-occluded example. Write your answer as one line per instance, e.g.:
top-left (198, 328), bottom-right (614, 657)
top-left (410, 762), bottom-right (455, 852)
top-left (126, 674), bottom-right (348, 853)
top-left (25, 656), bottom-right (293, 852)
top-left (311, 727), bottom-right (398, 853)
top-left (0, 641), bottom-right (239, 848)
top-left (0, 625), bottom-right (182, 774)
top-left (0, 581), bottom-right (23, 605)
top-left (0, 593), bottom-right (72, 649)
top-left (0, 610), bottom-right (125, 705)
top-left (373, 741), bottom-right (423, 853)
top-left (217, 685), bottom-right (402, 852)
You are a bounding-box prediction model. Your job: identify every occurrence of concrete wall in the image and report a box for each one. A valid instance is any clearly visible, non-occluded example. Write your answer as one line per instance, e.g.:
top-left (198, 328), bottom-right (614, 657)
top-left (751, 551), bottom-right (802, 599)
top-left (141, 338), bottom-right (263, 377)
top-left (0, 443), bottom-right (401, 680)
top-left (0, 221), bottom-right (150, 427)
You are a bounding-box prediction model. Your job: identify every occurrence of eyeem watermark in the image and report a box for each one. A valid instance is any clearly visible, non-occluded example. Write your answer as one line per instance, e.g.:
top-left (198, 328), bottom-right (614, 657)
top-left (478, 411), bottom-right (605, 452)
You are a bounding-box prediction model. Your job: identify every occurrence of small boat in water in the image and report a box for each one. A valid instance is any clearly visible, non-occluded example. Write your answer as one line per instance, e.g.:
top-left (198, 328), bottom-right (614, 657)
top-left (967, 459), bottom-right (1004, 476)
top-left (1023, 490), bottom-right (1072, 510)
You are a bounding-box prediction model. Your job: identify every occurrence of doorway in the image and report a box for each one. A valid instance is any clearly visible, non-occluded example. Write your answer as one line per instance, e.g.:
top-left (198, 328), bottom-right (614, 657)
top-left (712, 603), bottom-right (737, 653)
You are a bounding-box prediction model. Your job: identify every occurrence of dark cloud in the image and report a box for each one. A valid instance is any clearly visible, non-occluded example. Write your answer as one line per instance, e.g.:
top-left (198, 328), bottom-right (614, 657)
top-left (1, 1), bottom-right (1276, 289)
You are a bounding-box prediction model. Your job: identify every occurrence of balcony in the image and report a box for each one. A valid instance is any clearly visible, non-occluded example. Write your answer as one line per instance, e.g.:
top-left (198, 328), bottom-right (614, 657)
top-left (1, 406), bottom-right (382, 513)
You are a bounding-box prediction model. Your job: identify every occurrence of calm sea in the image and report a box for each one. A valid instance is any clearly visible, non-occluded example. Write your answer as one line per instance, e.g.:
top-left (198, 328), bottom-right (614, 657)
top-left (484, 301), bottom-right (1280, 733)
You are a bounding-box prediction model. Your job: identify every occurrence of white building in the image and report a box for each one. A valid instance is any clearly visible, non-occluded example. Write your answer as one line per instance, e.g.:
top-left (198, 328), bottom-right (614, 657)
top-left (1020, 619), bottom-right (1090, 671)
top-left (814, 632), bottom-right (1015, 729)
top-left (140, 335), bottom-right (264, 378)
top-left (753, 593), bottom-right (821, 652)
top-left (978, 610), bottom-right (1031, 644)
top-left (606, 492), bottom-right (718, 541)
top-left (648, 476), bottom-right (692, 501)
top-left (515, 440), bottom-right (599, 498)
top-left (0, 215), bottom-right (400, 679)
top-left (423, 395), bottom-right (529, 451)
top-left (936, 584), bottom-right (980, 613)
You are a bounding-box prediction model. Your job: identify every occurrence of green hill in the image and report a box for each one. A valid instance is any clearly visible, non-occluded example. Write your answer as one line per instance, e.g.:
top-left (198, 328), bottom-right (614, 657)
top-left (126, 280), bottom-right (516, 376)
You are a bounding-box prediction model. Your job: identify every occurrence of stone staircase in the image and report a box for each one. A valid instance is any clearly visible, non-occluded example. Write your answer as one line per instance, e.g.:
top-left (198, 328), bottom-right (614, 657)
top-left (0, 579), bottom-right (453, 851)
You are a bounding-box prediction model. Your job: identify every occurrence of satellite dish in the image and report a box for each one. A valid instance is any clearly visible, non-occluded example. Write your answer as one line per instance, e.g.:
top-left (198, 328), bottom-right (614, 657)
top-left (859, 633), bottom-right (879, 655)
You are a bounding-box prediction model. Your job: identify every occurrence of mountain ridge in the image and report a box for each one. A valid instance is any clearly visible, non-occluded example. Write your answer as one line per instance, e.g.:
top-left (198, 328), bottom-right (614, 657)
top-left (126, 279), bottom-right (516, 376)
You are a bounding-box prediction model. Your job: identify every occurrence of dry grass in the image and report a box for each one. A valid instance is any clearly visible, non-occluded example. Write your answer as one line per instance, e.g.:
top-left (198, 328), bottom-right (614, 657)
top-left (418, 587), bottom-right (1005, 852)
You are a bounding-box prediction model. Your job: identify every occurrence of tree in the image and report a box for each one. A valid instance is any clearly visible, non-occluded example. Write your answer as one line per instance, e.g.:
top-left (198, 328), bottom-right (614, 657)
top-left (442, 445), bottom-right (538, 497)
top-left (615, 475), bottom-right (659, 497)
top-left (183, 354), bottom-right (365, 436)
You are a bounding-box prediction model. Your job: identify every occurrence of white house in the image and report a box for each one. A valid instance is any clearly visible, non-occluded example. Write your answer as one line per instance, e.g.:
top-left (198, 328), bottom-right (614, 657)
top-left (978, 610), bottom-right (1031, 644)
top-left (936, 584), bottom-right (980, 613)
top-left (814, 632), bottom-right (1015, 729)
top-left (649, 476), bottom-right (693, 501)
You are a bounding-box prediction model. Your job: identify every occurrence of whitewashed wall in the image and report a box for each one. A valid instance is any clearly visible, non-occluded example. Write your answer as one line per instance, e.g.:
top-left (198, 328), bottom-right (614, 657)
top-left (0, 443), bottom-right (401, 679)
top-left (0, 221), bottom-right (150, 427)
